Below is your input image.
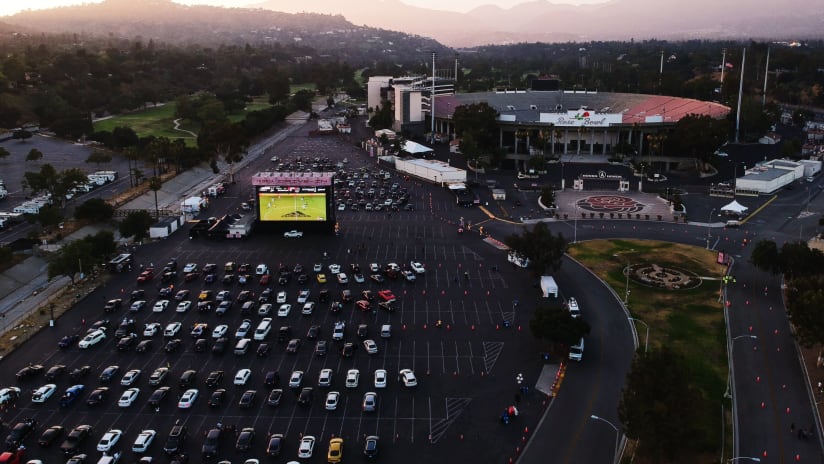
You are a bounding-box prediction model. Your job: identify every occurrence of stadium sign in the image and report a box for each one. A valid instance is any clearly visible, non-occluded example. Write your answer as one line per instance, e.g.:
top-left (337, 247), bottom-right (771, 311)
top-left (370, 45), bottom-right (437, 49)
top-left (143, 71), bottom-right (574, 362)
top-left (540, 111), bottom-right (622, 127)
top-left (252, 171), bottom-right (335, 187)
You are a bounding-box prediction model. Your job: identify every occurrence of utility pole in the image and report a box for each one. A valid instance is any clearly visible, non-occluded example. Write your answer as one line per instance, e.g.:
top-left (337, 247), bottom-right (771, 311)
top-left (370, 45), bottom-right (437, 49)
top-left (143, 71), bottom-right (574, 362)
top-left (735, 48), bottom-right (746, 143)
top-left (720, 48), bottom-right (727, 93)
top-left (762, 47), bottom-right (770, 107)
top-left (431, 51), bottom-right (436, 144)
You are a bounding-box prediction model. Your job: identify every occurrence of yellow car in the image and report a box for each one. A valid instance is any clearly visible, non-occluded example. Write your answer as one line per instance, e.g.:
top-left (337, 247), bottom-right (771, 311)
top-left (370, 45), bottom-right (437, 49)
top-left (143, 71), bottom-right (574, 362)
top-left (316, 273), bottom-right (327, 284)
top-left (327, 437), bottom-right (343, 463)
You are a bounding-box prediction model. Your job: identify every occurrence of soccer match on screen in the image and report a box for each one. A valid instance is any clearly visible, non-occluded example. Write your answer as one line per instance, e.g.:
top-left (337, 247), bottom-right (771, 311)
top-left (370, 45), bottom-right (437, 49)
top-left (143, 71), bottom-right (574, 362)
top-left (258, 192), bottom-right (327, 221)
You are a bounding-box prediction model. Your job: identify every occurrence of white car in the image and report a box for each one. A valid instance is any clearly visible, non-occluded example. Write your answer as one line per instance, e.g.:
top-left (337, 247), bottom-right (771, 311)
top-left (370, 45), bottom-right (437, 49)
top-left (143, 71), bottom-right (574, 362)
top-left (302, 302), bottom-right (315, 315)
top-left (153, 300), bottom-right (170, 312)
top-left (258, 303), bottom-right (273, 316)
top-left (176, 300), bottom-right (192, 313)
top-left (255, 264), bottom-right (268, 275)
top-left (374, 369), bottom-right (387, 388)
top-left (297, 290), bottom-right (310, 304)
top-left (336, 273), bottom-right (349, 284)
top-left (401, 270), bottom-right (416, 282)
top-left (369, 263), bottom-right (380, 273)
top-left (97, 429), bottom-right (123, 452)
top-left (410, 261), bottom-right (425, 274)
top-left (399, 369), bottom-right (418, 387)
top-left (235, 319), bottom-right (253, 338)
top-left (132, 429), bottom-right (156, 453)
top-left (328, 264), bottom-right (341, 274)
top-left (284, 230), bottom-right (303, 238)
top-left (120, 369), bottom-right (141, 386)
top-left (288, 370), bottom-right (304, 388)
top-left (325, 391), bottom-right (340, 410)
top-left (332, 321), bottom-right (345, 341)
top-left (178, 388), bottom-right (199, 408)
top-left (118, 387), bottom-right (140, 407)
top-left (277, 304), bottom-right (292, 317)
top-left (191, 323), bottom-right (208, 337)
top-left (212, 324), bottom-right (228, 338)
top-left (276, 291), bottom-right (287, 304)
top-left (78, 329), bottom-right (106, 348)
top-left (0, 387), bottom-right (21, 405)
top-left (143, 323), bottom-right (161, 337)
top-left (353, 273), bottom-right (365, 283)
top-left (234, 369), bottom-right (251, 385)
top-left (318, 369), bottom-right (333, 388)
top-left (567, 297), bottom-right (581, 318)
top-left (313, 263), bottom-right (322, 272)
top-left (31, 384), bottom-right (57, 403)
top-left (345, 369), bottom-right (360, 388)
top-left (164, 322), bottom-right (182, 337)
top-left (363, 339), bottom-right (378, 355)
top-left (216, 290), bottom-right (231, 301)
top-left (130, 300), bottom-right (147, 311)
top-left (298, 435), bottom-right (315, 458)
top-left (183, 263), bottom-right (198, 273)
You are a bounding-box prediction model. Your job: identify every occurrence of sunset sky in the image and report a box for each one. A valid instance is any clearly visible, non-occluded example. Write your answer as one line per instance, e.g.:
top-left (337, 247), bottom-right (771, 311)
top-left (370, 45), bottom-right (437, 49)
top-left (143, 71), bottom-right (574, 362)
top-left (0, 0), bottom-right (606, 18)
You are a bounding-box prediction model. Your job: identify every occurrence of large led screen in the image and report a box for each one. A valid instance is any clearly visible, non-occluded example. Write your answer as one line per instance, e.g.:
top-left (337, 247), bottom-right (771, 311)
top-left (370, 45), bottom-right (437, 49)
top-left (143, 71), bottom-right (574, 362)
top-left (258, 190), bottom-right (328, 221)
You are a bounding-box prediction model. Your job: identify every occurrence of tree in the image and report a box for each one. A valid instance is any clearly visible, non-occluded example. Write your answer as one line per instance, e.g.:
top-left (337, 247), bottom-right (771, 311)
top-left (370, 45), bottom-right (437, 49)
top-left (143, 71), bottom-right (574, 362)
top-left (459, 133), bottom-right (481, 181)
top-left (262, 67), bottom-right (291, 104)
top-left (0, 147), bottom-right (9, 161)
top-left (85, 150), bottom-right (112, 167)
top-left (119, 210), bottom-right (155, 242)
top-left (618, 347), bottom-right (715, 461)
top-left (749, 240), bottom-right (780, 274)
top-left (503, 222), bottom-right (567, 276)
top-left (368, 101), bottom-right (394, 131)
top-left (25, 149), bottom-right (43, 162)
top-left (529, 305), bottom-right (590, 353)
top-left (197, 120), bottom-right (248, 183)
top-left (291, 89), bottom-right (315, 112)
top-left (30, 205), bottom-right (63, 229)
top-left (149, 176), bottom-right (163, 219)
top-left (12, 129), bottom-right (32, 142)
top-left (48, 239), bottom-right (92, 284)
top-left (668, 114), bottom-right (729, 166)
top-left (452, 102), bottom-right (499, 152)
top-left (111, 126), bottom-right (139, 149)
top-left (74, 198), bottom-right (115, 222)
top-left (786, 275), bottom-right (824, 347)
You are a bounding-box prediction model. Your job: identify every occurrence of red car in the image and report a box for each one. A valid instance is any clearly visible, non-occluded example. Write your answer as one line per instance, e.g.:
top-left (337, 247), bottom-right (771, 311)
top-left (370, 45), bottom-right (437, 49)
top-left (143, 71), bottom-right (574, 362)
top-left (356, 300), bottom-right (371, 312)
top-left (136, 268), bottom-right (154, 283)
top-left (259, 274), bottom-right (271, 285)
top-left (184, 272), bottom-right (200, 282)
top-left (377, 290), bottom-right (396, 303)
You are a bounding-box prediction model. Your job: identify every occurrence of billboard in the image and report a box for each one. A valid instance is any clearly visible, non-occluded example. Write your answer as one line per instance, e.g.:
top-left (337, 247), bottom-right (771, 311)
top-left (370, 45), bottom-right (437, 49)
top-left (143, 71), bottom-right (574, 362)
top-left (258, 186), bottom-right (328, 222)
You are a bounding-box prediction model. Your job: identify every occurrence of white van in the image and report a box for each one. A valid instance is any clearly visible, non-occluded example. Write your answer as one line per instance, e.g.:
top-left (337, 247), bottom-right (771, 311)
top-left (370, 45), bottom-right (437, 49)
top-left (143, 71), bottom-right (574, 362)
top-left (380, 324), bottom-right (392, 339)
top-left (234, 338), bottom-right (251, 355)
top-left (569, 338), bottom-right (584, 361)
top-left (254, 318), bottom-right (272, 341)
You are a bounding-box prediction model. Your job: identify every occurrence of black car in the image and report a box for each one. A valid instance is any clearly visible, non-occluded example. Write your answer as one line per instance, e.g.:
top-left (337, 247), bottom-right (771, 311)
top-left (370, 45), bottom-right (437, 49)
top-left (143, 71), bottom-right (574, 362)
top-left (161, 271), bottom-right (177, 283)
top-left (238, 390), bottom-right (256, 408)
top-left (259, 288), bottom-right (274, 303)
top-left (341, 342), bottom-right (355, 358)
top-left (266, 388), bottom-right (283, 407)
top-left (103, 299), bottom-right (123, 312)
top-left (277, 326), bottom-right (291, 343)
top-left (86, 387), bottom-right (109, 406)
top-left (16, 364), bottom-right (44, 380)
top-left (306, 325), bottom-right (320, 339)
top-left (60, 424), bottom-right (92, 455)
top-left (216, 300), bottom-right (231, 316)
top-left (297, 273), bottom-right (309, 284)
top-left (318, 289), bottom-right (330, 302)
top-left (266, 433), bottom-right (284, 456)
top-left (205, 370), bottom-right (224, 388)
top-left (194, 337), bottom-right (208, 352)
top-left (315, 340), bottom-right (328, 356)
top-left (130, 289), bottom-right (145, 301)
top-left (148, 386), bottom-right (171, 407)
top-left (329, 301), bottom-right (343, 313)
top-left (5, 418), bottom-right (36, 448)
top-left (58, 334), bottom-right (79, 350)
top-left (164, 338), bottom-right (182, 353)
top-left (235, 427), bottom-right (255, 451)
top-left (222, 274), bottom-right (235, 285)
top-left (201, 428), bottom-right (221, 458)
top-left (99, 365), bottom-right (120, 383)
top-left (179, 370), bottom-right (197, 388)
top-left (38, 425), bottom-right (64, 447)
top-left (69, 365), bottom-right (91, 381)
top-left (208, 389), bottom-right (226, 407)
top-left (45, 364), bottom-right (67, 381)
top-left (237, 290), bottom-right (253, 302)
top-left (164, 422), bottom-right (187, 455)
top-left (256, 343), bottom-right (271, 357)
top-left (297, 387), bottom-right (313, 406)
top-left (88, 318), bottom-right (109, 332)
top-left (115, 319), bottom-right (135, 338)
top-left (136, 339), bottom-right (153, 353)
top-left (356, 324), bottom-right (368, 339)
top-left (286, 338), bottom-right (301, 353)
top-left (364, 435), bottom-right (379, 458)
top-left (117, 334), bottom-right (138, 351)
top-left (212, 337), bottom-right (228, 355)
top-left (264, 371), bottom-right (279, 387)
top-left (197, 300), bottom-right (213, 312)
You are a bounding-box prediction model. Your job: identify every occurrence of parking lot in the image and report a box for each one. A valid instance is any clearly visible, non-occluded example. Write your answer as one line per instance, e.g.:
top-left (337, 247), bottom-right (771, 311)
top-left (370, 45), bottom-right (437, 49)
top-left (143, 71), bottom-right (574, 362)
top-left (0, 131), bottom-right (546, 463)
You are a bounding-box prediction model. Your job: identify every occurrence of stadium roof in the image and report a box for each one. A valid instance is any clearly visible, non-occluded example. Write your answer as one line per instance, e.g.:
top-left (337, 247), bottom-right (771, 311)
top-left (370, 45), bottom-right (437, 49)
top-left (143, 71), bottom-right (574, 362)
top-left (252, 171), bottom-right (335, 187)
top-left (435, 90), bottom-right (730, 125)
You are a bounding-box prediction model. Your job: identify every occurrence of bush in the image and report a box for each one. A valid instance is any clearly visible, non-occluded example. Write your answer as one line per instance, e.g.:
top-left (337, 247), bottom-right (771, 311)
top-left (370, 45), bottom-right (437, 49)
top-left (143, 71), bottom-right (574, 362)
top-left (75, 198), bottom-right (115, 222)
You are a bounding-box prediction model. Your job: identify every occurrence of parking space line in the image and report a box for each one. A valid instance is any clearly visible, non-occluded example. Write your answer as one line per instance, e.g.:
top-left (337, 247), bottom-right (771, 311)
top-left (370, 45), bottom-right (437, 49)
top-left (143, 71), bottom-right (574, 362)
top-left (427, 396), bottom-right (432, 444)
top-left (410, 396), bottom-right (415, 444)
top-left (467, 341), bottom-right (476, 375)
top-left (337, 396), bottom-right (348, 437)
top-left (440, 341), bottom-right (446, 374)
top-left (454, 341), bottom-right (460, 374)
top-left (392, 396), bottom-right (399, 443)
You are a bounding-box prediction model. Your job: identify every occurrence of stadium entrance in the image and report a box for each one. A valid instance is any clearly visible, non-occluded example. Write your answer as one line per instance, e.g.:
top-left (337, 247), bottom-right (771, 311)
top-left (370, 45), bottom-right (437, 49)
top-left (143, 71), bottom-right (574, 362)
top-left (251, 171), bottom-right (336, 233)
top-left (573, 170), bottom-right (630, 192)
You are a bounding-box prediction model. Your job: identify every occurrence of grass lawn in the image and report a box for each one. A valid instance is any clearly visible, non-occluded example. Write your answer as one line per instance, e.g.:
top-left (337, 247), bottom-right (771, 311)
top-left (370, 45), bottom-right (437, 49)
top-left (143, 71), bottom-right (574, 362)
top-left (290, 83), bottom-right (317, 94)
top-left (568, 239), bottom-right (729, 459)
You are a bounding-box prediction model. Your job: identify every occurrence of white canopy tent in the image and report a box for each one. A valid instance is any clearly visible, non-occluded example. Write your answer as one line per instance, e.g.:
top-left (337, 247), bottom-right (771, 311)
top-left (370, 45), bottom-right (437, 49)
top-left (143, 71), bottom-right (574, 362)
top-left (720, 200), bottom-right (748, 215)
top-left (402, 140), bottom-right (434, 156)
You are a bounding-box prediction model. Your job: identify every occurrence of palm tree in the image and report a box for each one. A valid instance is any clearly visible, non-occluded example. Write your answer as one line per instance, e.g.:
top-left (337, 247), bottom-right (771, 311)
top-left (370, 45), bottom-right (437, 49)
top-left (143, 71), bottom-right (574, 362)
top-left (149, 177), bottom-right (162, 220)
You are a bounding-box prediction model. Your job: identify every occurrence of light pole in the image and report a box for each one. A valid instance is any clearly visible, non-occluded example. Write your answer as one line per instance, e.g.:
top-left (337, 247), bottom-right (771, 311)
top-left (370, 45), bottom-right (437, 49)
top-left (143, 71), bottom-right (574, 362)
top-left (590, 415), bottom-right (621, 464)
top-left (725, 335), bottom-right (758, 399)
top-left (573, 205), bottom-right (578, 244)
top-left (706, 208), bottom-right (716, 249)
top-left (623, 262), bottom-right (631, 306)
top-left (728, 458), bottom-right (761, 463)
top-left (628, 317), bottom-right (650, 353)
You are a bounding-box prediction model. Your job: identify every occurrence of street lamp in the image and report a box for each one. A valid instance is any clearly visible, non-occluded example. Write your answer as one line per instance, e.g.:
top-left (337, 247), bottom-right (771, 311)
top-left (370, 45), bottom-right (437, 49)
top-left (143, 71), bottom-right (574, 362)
top-left (623, 263), bottom-right (631, 306)
top-left (573, 204), bottom-right (579, 244)
top-left (628, 317), bottom-right (650, 353)
top-left (706, 208), bottom-right (716, 249)
top-left (725, 335), bottom-right (758, 399)
top-left (590, 415), bottom-right (621, 464)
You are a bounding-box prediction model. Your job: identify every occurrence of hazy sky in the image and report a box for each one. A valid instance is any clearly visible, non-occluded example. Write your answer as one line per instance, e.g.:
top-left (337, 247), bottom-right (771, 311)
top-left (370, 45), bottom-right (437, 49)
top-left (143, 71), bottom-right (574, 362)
top-left (0, 0), bottom-right (606, 17)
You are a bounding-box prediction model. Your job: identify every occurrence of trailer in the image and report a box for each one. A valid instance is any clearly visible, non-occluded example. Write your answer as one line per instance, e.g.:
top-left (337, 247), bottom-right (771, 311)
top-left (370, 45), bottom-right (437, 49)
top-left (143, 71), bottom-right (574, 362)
top-left (181, 196), bottom-right (208, 214)
top-left (149, 216), bottom-right (183, 239)
top-left (87, 170), bottom-right (117, 186)
top-left (540, 276), bottom-right (559, 298)
top-left (13, 202), bottom-right (40, 214)
top-left (226, 214), bottom-right (255, 239)
top-left (492, 189), bottom-right (507, 200)
top-left (393, 157), bottom-right (467, 185)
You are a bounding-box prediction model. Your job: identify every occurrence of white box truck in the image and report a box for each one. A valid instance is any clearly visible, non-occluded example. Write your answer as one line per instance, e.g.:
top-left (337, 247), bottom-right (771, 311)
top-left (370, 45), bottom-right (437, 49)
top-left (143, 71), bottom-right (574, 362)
top-left (540, 276), bottom-right (558, 298)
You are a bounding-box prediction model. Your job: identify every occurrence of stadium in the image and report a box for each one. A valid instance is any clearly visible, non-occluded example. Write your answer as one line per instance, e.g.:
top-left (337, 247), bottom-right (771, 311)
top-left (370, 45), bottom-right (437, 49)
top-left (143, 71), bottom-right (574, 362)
top-left (251, 171), bottom-right (336, 233)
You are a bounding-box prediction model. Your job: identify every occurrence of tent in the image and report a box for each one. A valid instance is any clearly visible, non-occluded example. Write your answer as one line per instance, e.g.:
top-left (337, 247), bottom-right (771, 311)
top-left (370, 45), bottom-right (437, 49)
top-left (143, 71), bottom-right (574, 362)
top-left (402, 140), bottom-right (434, 156)
top-left (720, 200), bottom-right (748, 216)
